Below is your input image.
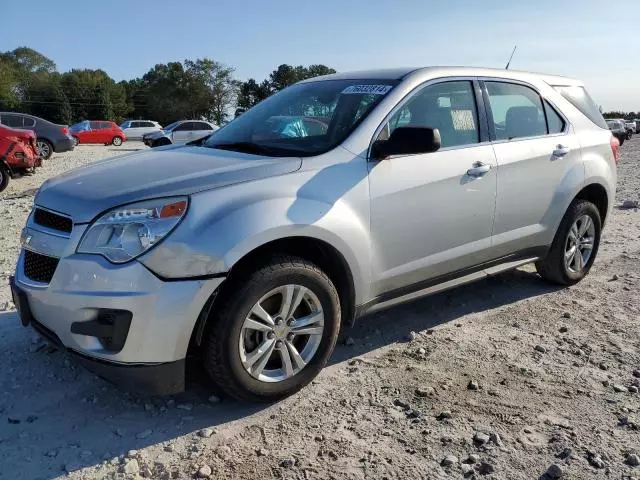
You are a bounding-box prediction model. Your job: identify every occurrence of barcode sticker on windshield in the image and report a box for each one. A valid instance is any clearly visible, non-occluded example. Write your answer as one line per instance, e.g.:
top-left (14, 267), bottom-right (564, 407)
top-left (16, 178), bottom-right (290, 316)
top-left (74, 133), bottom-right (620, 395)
top-left (341, 85), bottom-right (392, 95)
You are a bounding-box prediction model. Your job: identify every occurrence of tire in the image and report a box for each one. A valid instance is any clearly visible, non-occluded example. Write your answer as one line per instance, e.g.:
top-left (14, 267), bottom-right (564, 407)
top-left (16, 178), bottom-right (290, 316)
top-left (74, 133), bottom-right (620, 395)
top-left (619, 137), bottom-right (625, 146)
top-left (152, 137), bottom-right (171, 148)
top-left (0, 166), bottom-right (9, 193)
top-left (203, 255), bottom-right (341, 402)
top-left (36, 139), bottom-right (53, 160)
top-left (536, 200), bottom-right (601, 285)
top-left (72, 136), bottom-right (79, 147)
top-left (112, 136), bottom-right (123, 146)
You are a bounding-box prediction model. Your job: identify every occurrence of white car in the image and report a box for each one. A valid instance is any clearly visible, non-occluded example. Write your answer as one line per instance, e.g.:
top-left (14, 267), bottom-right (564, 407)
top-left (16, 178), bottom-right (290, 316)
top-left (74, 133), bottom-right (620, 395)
top-left (143, 120), bottom-right (218, 147)
top-left (119, 120), bottom-right (162, 140)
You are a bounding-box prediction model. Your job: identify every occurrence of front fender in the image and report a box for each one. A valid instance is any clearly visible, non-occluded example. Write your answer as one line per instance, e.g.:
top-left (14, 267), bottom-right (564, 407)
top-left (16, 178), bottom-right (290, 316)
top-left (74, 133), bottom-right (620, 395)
top-left (140, 192), bottom-right (372, 304)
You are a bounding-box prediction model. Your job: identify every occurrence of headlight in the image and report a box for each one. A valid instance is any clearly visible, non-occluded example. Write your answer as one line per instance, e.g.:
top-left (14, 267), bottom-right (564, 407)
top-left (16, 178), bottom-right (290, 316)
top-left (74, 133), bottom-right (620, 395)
top-left (77, 197), bottom-right (188, 263)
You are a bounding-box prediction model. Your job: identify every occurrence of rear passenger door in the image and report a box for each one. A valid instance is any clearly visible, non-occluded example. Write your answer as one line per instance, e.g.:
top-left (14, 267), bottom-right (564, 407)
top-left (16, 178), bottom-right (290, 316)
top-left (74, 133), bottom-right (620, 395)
top-left (482, 80), bottom-right (582, 258)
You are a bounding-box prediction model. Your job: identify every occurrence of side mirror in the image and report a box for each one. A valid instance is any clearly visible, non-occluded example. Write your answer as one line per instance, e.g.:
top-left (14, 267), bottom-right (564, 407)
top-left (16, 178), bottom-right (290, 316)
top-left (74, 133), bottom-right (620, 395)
top-left (372, 126), bottom-right (441, 160)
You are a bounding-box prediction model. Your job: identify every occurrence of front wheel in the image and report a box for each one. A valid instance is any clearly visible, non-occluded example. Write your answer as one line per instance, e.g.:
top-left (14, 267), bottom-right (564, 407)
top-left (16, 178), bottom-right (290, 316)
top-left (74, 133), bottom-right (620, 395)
top-left (203, 255), bottom-right (341, 402)
top-left (536, 200), bottom-right (601, 285)
top-left (112, 136), bottom-right (123, 146)
top-left (36, 139), bottom-right (53, 160)
top-left (0, 166), bottom-right (9, 193)
top-left (72, 136), bottom-right (79, 147)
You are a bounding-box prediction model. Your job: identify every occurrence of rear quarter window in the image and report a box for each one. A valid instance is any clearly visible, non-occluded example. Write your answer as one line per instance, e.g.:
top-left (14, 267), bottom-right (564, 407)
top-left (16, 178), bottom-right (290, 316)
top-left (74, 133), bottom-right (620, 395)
top-left (553, 86), bottom-right (608, 129)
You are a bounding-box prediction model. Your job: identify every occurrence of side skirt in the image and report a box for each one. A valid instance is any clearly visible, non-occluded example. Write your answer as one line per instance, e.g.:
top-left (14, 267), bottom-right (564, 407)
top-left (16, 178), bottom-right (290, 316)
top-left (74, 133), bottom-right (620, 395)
top-left (355, 247), bottom-right (547, 318)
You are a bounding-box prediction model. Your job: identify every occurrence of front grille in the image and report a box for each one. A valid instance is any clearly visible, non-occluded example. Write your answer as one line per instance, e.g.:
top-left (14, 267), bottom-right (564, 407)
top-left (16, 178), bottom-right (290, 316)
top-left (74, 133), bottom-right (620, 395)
top-left (33, 208), bottom-right (72, 234)
top-left (23, 250), bottom-right (59, 283)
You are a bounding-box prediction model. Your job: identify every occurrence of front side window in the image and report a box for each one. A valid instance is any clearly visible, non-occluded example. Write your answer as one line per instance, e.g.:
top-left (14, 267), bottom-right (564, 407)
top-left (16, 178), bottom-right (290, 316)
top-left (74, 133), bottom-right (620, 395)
top-left (381, 81), bottom-right (480, 149)
top-left (486, 82), bottom-right (547, 140)
top-left (90, 121), bottom-right (102, 130)
top-left (203, 79), bottom-right (398, 157)
top-left (173, 122), bottom-right (192, 132)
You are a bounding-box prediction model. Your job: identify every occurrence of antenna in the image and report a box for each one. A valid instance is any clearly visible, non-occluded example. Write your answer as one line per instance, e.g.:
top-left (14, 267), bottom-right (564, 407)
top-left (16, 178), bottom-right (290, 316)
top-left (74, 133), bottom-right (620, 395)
top-left (505, 45), bottom-right (517, 70)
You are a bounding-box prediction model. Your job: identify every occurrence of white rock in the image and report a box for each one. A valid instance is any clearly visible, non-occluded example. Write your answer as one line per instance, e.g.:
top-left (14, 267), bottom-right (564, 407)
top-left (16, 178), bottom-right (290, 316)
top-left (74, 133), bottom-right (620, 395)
top-left (198, 428), bottom-right (214, 438)
top-left (123, 459), bottom-right (139, 475)
top-left (197, 465), bottom-right (212, 478)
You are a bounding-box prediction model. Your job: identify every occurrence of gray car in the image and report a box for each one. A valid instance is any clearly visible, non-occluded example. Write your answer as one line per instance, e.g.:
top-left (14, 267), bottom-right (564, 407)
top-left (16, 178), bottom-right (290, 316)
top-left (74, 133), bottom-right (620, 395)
top-left (10, 67), bottom-right (616, 401)
top-left (0, 112), bottom-right (75, 159)
top-left (143, 120), bottom-right (218, 147)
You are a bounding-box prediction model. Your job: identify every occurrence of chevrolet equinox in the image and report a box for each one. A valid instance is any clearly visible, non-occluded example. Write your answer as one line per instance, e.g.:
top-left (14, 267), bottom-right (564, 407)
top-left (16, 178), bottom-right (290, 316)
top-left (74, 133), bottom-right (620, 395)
top-left (10, 67), bottom-right (617, 401)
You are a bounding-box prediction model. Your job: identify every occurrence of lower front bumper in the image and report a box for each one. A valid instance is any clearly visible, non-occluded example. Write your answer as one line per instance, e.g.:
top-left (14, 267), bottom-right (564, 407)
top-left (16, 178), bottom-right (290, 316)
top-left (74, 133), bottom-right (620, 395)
top-left (11, 274), bottom-right (186, 395)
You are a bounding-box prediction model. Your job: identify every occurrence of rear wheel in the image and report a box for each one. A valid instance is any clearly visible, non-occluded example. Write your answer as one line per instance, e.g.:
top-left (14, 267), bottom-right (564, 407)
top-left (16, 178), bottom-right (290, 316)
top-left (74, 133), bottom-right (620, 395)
top-left (36, 139), bottom-right (53, 160)
top-left (112, 136), bottom-right (123, 146)
top-left (536, 200), bottom-right (601, 285)
top-left (203, 255), bottom-right (341, 402)
top-left (0, 165), bottom-right (9, 193)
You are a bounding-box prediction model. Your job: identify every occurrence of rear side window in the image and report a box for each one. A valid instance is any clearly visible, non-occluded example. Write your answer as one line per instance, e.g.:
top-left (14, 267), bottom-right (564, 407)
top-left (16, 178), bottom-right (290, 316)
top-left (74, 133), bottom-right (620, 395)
top-left (553, 85), bottom-right (607, 129)
top-left (194, 122), bottom-right (213, 130)
top-left (485, 82), bottom-right (546, 140)
top-left (23, 117), bottom-right (36, 128)
top-left (142, 121), bottom-right (155, 127)
top-left (544, 101), bottom-right (565, 134)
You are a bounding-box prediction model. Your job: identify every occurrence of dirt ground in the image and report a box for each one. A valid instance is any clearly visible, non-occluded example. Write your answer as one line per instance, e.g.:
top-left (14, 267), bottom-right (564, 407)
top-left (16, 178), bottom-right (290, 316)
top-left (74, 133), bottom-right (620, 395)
top-left (0, 140), bottom-right (639, 480)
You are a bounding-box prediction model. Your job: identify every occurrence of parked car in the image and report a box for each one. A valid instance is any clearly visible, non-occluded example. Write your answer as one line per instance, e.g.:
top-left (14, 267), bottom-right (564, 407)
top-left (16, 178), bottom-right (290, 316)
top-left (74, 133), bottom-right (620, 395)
top-left (624, 122), bottom-right (635, 139)
top-left (120, 120), bottom-right (162, 140)
top-left (70, 121), bottom-right (126, 146)
top-left (143, 120), bottom-right (218, 147)
top-left (0, 112), bottom-right (74, 160)
top-left (634, 119), bottom-right (640, 134)
top-left (607, 119), bottom-right (627, 145)
top-left (0, 123), bottom-right (41, 192)
top-left (10, 67), bottom-right (616, 401)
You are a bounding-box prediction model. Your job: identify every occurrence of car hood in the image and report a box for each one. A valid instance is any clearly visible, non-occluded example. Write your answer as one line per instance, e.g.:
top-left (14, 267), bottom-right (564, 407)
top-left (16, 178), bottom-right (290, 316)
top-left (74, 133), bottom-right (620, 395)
top-left (35, 145), bottom-right (302, 222)
top-left (144, 130), bottom-right (166, 139)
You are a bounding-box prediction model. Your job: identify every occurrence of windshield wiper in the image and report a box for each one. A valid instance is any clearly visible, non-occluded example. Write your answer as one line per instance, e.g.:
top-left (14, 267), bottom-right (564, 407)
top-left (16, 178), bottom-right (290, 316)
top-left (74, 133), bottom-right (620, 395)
top-left (207, 141), bottom-right (277, 156)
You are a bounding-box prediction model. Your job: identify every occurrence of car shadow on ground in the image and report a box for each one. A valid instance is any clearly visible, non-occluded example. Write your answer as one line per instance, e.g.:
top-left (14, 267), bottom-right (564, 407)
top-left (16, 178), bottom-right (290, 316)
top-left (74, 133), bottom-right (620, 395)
top-left (0, 268), bottom-right (560, 479)
top-left (108, 148), bottom-right (144, 152)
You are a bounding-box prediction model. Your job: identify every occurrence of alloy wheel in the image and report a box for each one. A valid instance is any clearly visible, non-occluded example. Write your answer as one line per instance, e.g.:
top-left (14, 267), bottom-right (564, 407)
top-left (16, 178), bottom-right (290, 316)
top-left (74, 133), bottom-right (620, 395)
top-left (564, 215), bottom-right (595, 273)
top-left (36, 141), bottom-right (50, 158)
top-left (239, 284), bottom-right (325, 383)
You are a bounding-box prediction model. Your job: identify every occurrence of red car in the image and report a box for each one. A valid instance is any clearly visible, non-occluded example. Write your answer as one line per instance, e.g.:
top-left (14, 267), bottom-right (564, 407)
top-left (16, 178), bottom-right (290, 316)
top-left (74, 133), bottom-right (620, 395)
top-left (70, 120), bottom-right (126, 146)
top-left (0, 124), bottom-right (41, 192)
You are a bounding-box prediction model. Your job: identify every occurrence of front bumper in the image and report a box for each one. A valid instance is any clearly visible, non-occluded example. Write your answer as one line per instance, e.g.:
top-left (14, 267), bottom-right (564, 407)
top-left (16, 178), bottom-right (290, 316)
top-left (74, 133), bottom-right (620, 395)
top-left (11, 239), bottom-right (224, 394)
top-left (11, 278), bottom-right (186, 395)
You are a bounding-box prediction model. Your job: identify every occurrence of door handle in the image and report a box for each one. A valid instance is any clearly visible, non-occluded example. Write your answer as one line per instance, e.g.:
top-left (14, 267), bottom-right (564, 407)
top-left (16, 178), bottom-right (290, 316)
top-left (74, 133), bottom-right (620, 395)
top-left (466, 162), bottom-right (492, 178)
top-left (553, 144), bottom-right (570, 157)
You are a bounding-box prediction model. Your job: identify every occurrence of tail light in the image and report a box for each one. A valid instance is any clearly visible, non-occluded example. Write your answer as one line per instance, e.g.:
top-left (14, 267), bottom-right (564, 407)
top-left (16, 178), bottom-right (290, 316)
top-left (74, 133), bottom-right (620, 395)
top-left (610, 135), bottom-right (620, 165)
top-left (61, 127), bottom-right (69, 136)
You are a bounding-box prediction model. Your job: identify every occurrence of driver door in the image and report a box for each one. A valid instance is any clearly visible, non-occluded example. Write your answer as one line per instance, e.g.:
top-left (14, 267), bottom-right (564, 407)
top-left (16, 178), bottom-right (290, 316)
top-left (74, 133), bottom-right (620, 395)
top-left (368, 79), bottom-right (498, 297)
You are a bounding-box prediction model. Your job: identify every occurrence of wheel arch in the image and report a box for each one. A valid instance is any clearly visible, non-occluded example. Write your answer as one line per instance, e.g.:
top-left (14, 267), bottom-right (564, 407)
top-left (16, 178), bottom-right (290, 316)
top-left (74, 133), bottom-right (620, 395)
top-left (573, 182), bottom-right (609, 225)
top-left (188, 235), bottom-right (358, 358)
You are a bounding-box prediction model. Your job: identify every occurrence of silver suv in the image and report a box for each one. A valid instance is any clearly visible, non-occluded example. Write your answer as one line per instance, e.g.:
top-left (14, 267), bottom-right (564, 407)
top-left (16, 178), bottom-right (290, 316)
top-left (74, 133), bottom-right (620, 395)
top-left (10, 67), bottom-right (617, 401)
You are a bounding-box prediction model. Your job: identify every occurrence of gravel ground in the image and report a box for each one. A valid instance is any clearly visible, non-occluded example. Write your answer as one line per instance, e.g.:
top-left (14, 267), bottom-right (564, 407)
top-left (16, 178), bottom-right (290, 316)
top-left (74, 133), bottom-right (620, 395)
top-left (0, 140), bottom-right (639, 480)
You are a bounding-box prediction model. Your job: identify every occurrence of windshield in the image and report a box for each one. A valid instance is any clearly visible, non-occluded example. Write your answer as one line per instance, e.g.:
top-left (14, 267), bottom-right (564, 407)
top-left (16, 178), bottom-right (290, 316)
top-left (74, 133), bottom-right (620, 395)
top-left (163, 121), bottom-right (180, 132)
top-left (203, 79), bottom-right (398, 156)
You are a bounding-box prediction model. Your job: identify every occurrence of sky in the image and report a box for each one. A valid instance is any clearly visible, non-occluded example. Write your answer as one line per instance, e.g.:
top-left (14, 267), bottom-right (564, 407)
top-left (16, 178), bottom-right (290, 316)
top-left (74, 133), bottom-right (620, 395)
top-left (3, 0), bottom-right (639, 111)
